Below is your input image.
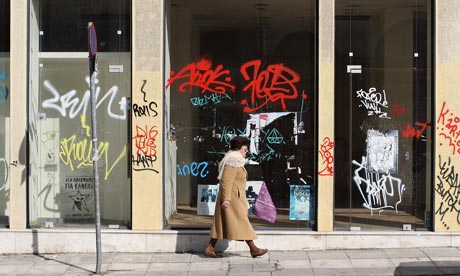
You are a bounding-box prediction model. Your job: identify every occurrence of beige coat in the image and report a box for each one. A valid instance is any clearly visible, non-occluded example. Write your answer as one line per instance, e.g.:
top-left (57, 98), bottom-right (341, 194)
top-left (210, 165), bottom-right (257, 240)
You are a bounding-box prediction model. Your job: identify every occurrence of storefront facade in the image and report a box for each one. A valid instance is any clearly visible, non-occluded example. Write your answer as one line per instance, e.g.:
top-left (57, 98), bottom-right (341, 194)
top-left (2, 0), bottom-right (460, 253)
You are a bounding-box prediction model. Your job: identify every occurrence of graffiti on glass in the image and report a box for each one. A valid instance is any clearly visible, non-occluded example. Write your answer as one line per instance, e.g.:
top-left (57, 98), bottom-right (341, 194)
top-left (42, 76), bottom-right (128, 120)
top-left (399, 122), bottom-right (431, 139)
top-left (177, 162), bottom-right (209, 178)
top-left (353, 156), bottom-right (406, 215)
top-left (165, 55), bottom-right (235, 94)
top-left (355, 87), bottom-right (390, 119)
top-left (167, 56), bottom-right (304, 113)
top-left (59, 115), bottom-right (127, 180)
top-left (240, 60), bottom-right (301, 112)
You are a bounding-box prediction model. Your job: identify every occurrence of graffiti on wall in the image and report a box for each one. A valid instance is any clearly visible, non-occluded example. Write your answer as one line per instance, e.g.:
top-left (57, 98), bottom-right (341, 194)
top-left (42, 76), bottom-right (128, 120)
top-left (318, 137), bottom-right (334, 176)
top-left (435, 155), bottom-right (460, 230)
top-left (353, 156), bottom-right (406, 214)
top-left (166, 56), bottom-right (304, 113)
top-left (437, 101), bottom-right (460, 155)
top-left (132, 79), bottom-right (160, 173)
top-left (59, 115), bottom-right (127, 180)
top-left (0, 67), bottom-right (8, 104)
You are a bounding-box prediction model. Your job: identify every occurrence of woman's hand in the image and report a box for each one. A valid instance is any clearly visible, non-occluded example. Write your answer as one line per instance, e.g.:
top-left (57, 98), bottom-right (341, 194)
top-left (221, 200), bottom-right (231, 209)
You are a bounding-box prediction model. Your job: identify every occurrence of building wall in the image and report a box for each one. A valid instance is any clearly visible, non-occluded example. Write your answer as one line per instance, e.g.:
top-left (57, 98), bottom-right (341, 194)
top-left (434, 0), bottom-right (460, 232)
top-left (3, 0), bottom-right (460, 234)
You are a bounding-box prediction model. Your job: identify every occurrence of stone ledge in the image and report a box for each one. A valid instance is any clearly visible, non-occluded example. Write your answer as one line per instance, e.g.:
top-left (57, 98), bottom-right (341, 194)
top-left (0, 229), bottom-right (457, 254)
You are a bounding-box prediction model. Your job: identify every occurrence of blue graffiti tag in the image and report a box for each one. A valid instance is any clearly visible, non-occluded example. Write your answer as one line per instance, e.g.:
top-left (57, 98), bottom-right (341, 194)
top-left (177, 161), bottom-right (209, 178)
top-left (0, 68), bottom-right (9, 104)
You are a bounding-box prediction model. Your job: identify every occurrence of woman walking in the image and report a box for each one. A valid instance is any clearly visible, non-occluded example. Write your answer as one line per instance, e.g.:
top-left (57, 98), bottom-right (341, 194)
top-left (204, 136), bottom-right (268, 258)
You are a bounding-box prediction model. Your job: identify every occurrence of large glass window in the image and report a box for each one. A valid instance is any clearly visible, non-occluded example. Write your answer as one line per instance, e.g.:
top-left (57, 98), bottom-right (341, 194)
top-left (0, 0), bottom-right (10, 227)
top-left (165, 0), bottom-right (317, 229)
top-left (334, 1), bottom-right (433, 230)
top-left (28, 0), bottom-right (131, 228)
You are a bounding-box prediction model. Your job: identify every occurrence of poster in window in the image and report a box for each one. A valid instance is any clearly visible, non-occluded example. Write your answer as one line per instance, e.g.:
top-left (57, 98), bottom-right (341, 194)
top-left (289, 185), bottom-right (314, 221)
top-left (246, 181), bottom-right (263, 215)
top-left (62, 176), bottom-right (95, 223)
top-left (197, 184), bottom-right (219, 216)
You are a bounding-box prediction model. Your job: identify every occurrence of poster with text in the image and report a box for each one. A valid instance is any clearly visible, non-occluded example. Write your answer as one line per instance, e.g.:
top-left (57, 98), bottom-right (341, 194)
top-left (289, 185), bottom-right (314, 220)
top-left (62, 176), bottom-right (95, 223)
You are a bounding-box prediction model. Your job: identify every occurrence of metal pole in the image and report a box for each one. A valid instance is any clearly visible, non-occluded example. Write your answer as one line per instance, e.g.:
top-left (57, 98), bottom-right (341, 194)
top-left (88, 22), bottom-right (102, 275)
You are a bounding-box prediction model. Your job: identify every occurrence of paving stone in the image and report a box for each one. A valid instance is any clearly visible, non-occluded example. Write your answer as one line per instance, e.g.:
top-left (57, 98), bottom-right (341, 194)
top-left (389, 258), bottom-right (433, 267)
top-left (111, 253), bottom-right (154, 263)
top-left (421, 247), bottom-right (460, 258)
top-left (23, 262), bottom-right (70, 274)
top-left (350, 258), bottom-right (394, 268)
top-left (0, 264), bottom-right (34, 275)
top-left (355, 267), bottom-right (398, 276)
top-left (383, 248), bottom-right (426, 259)
top-left (107, 262), bottom-right (150, 273)
top-left (272, 268), bottom-right (314, 276)
top-left (346, 249), bottom-right (387, 259)
top-left (313, 267), bottom-right (359, 275)
top-left (310, 258), bottom-right (353, 269)
top-left (147, 262), bottom-right (190, 271)
top-left (269, 251), bottom-right (309, 261)
top-left (277, 259), bottom-right (311, 269)
top-left (151, 253), bottom-right (192, 263)
top-left (308, 250), bottom-right (348, 260)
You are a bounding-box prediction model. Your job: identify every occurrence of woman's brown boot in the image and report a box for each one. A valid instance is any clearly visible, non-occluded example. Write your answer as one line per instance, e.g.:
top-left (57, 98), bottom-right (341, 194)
top-left (204, 239), bottom-right (223, 258)
top-left (246, 240), bottom-right (268, 258)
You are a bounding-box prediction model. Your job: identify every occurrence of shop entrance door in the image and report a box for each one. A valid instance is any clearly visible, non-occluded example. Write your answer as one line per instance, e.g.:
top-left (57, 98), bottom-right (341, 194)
top-left (334, 66), bottom-right (432, 231)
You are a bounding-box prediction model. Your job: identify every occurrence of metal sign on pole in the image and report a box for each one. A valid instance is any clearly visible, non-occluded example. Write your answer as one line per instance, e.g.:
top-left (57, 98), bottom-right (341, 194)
top-left (88, 21), bottom-right (102, 275)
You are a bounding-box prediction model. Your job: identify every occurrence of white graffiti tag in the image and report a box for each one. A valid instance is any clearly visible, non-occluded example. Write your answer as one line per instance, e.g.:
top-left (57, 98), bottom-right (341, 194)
top-left (42, 76), bottom-right (127, 120)
top-left (356, 87), bottom-right (390, 119)
top-left (352, 156), bottom-right (405, 215)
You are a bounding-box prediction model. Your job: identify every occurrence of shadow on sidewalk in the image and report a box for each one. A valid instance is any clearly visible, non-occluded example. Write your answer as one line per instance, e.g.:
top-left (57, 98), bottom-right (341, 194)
top-left (32, 254), bottom-right (96, 274)
top-left (394, 261), bottom-right (460, 275)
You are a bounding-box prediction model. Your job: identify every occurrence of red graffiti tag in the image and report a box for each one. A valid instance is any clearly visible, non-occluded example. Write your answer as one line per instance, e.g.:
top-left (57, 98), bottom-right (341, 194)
top-left (399, 122), bottom-right (431, 139)
top-left (318, 137), bottom-right (335, 176)
top-left (390, 104), bottom-right (406, 117)
top-left (240, 60), bottom-right (300, 113)
top-left (437, 101), bottom-right (460, 155)
top-left (133, 125), bottom-right (158, 158)
top-left (165, 55), bottom-right (235, 94)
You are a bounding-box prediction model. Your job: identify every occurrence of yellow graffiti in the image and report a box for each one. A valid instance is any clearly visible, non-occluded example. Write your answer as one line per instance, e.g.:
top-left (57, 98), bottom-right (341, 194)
top-left (60, 115), bottom-right (127, 180)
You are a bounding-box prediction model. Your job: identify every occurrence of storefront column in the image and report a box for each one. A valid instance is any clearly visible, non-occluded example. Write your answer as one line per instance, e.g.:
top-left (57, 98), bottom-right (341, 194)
top-left (317, 0), bottom-right (335, 232)
top-left (9, 0), bottom-right (27, 229)
top-left (131, 0), bottom-right (164, 230)
top-left (434, 0), bottom-right (460, 232)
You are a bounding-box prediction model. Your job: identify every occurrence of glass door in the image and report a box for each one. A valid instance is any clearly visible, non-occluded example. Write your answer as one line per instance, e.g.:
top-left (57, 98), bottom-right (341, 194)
top-left (335, 67), bottom-right (432, 230)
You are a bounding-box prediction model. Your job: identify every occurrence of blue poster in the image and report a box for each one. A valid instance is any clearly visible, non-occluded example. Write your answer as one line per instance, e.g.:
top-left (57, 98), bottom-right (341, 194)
top-left (289, 185), bottom-right (315, 221)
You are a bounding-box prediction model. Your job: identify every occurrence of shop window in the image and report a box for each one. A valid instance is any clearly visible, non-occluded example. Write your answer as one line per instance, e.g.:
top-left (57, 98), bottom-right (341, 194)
top-left (165, 0), bottom-right (317, 229)
top-left (0, 0), bottom-right (10, 227)
top-left (334, 0), bottom-right (433, 230)
top-left (28, 0), bottom-right (131, 228)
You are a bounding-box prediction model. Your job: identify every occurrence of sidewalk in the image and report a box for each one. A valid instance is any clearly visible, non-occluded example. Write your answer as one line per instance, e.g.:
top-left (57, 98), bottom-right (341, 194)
top-left (1, 247), bottom-right (460, 276)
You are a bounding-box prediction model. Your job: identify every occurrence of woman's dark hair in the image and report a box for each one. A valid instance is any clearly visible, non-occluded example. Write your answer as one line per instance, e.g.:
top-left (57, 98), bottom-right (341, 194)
top-left (230, 136), bottom-right (249, 150)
